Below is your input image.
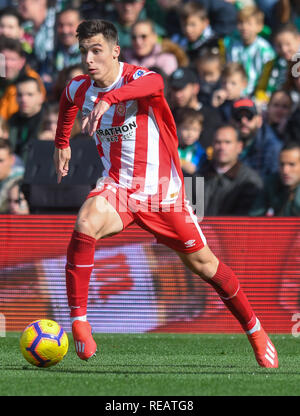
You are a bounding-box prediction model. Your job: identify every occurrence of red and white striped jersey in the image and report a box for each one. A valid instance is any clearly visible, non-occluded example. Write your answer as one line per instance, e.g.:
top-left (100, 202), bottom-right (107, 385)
top-left (55, 62), bottom-right (183, 203)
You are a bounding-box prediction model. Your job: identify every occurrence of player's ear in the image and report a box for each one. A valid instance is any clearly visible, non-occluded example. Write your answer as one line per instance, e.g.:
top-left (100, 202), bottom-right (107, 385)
top-left (112, 44), bottom-right (121, 59)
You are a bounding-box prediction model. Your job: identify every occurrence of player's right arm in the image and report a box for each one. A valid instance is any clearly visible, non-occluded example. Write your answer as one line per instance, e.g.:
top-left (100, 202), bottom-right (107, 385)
top-left (54, 83), bottom-right (79, 183)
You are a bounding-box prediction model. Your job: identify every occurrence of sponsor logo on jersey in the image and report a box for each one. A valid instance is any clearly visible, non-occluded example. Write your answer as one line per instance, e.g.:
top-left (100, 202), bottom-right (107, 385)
top-left (96, 121), bottom-right (137, 142)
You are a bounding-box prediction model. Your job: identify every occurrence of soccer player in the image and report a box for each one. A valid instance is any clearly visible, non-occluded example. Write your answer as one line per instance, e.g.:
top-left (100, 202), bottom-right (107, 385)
top-left (53, 19), bottom-right (278, 368)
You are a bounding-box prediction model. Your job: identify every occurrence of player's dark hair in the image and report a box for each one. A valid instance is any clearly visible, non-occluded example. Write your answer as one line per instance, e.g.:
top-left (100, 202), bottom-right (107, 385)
top-left (76, 19), bottom-right (119, 45)
top-left (0, 137), bottom-right (13, 154)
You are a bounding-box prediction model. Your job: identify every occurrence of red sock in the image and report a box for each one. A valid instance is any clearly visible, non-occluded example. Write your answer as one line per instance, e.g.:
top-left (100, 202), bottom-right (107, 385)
top-left (66, 230), bottom-right (96, 318)
top-left (207, 261), bottom-right (256, 332)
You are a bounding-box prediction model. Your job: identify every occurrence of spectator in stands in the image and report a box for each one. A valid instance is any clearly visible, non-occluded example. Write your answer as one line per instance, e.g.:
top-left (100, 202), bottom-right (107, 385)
top-left (122, 19), bottom-right (178, 76)
top-left (0, 36), bottom-right (46, 120)
top-left (169, 66), bottom-right (223, 150)
top-left (256, 23), bottom-right (300, 102)
top-left (51, 63), bottom-right (85, 102)
top-left (196, 0), bottom-right (238, 37)
top-left (195, 48), bottom-right (223, 106)
top-left (212, 62), bottom-right (248, 121)
top-left (52, 8), bottom-right (82, 75)
top-left (275, 0), bottom-right (300, 30)
top-left (79, 0), bottom-right (111, 21)
top-left (7, 179), bottom-right (30, 214)
top-left (38, 101), bottom-right (81, 141)
top-left (223, 5), bottom-right (276, 98)
top-left (195, 123), bottom-right (263, 215)
top-left (112, 0), bottom-right (165, 49)
top-left (249, 141), bottom-right (300, 216)
top-left (172, 2), bottom-right (218, 64)
top-left (18, 0), bottom-right (56, 75)
top-left (175, 107), bottom-right (206, 175)
top-left (0, 7), bottom-right (32, 55)
top-left (8, 76), bottom-right (45, 164)
top-left (231, 98), bottom-right (282, 178)
top-left (0, 116), bottom-right (9, 140)
top-left (147, 0), bottom-right (182, 38)
top-left (265, 90), bottom-right (293, 139)
top-left (284, 66), bottom-right (300, 142)
top-left (0, 139), bottom-right (24, 213)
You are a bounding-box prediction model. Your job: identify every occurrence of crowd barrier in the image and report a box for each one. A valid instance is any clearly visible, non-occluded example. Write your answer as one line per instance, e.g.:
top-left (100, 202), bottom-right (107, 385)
top-left (0, 216), bottom-right (299, 334)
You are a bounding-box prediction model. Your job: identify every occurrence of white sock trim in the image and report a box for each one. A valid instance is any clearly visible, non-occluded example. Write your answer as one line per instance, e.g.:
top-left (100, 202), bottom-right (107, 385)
top-left (219, 284), bottom-right (240, 300)
top-left (67, 262), bottom-right (94, 268)
top-left (246, 318), bottom-right (261, 335)
top-left (71, 315), bottom-right (87, 324)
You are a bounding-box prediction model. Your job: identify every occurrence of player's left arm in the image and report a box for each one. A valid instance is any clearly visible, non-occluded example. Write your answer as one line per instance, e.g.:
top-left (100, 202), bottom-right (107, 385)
top-left (82, 71), bottom-right (164, 136)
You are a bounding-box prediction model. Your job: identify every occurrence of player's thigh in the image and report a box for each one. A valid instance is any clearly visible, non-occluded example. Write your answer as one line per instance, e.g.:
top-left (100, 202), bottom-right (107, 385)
top-left (75, 194), bottom-right (123, 240)
top-left (176, 245), bottom-right (219, 279)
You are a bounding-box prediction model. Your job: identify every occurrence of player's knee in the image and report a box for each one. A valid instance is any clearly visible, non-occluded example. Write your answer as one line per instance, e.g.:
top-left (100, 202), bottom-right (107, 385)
top-left (75, 211), bottom-right (105, 240)
top-left (191, 259), bottom-right (216, 279)
top-left (180, 248), bottom-right (218, 279)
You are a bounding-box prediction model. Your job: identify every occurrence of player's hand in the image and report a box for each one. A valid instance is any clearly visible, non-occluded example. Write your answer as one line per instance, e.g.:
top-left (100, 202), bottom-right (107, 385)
top-left (82, 100), bottom-right (110, 136)
top-left (53, 146), bottom-right (71, 184)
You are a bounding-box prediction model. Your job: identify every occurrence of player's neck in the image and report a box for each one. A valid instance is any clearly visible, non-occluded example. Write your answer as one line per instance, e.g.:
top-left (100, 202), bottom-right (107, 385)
top-left (93, 61), bottom-right (121, 88)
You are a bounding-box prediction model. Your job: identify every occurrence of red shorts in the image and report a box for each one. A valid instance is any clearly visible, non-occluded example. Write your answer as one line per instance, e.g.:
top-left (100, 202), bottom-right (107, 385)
top-left (86, 182), bottom-right (206, 254)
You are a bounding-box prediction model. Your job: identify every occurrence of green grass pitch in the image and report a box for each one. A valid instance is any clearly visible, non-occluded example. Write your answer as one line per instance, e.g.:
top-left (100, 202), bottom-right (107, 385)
top-left (1, 332), bottom-right (300, 396)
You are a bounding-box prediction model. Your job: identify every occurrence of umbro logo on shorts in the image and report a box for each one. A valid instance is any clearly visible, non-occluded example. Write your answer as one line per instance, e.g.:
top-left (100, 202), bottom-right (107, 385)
top-left (184, 240), bottom-right (196, 248)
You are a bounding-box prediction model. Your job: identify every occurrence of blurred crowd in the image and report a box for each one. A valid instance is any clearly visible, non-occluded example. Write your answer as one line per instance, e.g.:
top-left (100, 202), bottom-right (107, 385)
top-left (0, 0), bottom-right (300, 216)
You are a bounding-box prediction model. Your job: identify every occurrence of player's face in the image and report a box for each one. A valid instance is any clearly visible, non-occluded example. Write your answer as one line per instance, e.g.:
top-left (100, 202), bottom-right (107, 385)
top-left (275, 32), bottom-right (300, 61)
top-left (79, 34), bottom-right (120, 88)
top-left (267, 91), bottom-right (292, 124)
top-left (213, 127), bottom-right (242, 165)
top-left (279, 149), bottom-right (300, 188)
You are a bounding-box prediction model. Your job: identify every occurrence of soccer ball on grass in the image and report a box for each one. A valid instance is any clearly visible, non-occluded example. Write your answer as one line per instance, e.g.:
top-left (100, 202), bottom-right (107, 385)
top-left (20, 319), bottom-right (69, 368)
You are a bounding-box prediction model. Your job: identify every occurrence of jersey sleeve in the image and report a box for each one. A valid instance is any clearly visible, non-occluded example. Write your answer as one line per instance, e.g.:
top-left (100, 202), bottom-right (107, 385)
top-left (101, 69), bottom-right (164, 106)
top-left (54, 82), bottom-right (80, 149)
